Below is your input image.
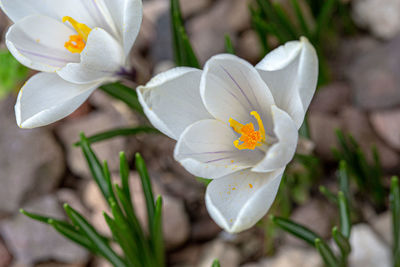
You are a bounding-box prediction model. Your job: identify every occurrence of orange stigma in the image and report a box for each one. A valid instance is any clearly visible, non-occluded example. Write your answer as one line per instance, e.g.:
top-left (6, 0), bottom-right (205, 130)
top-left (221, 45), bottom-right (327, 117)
top-left (62, 16), bottom-right (92, 54)
top-left (229, 111), bottom-right (266, 150)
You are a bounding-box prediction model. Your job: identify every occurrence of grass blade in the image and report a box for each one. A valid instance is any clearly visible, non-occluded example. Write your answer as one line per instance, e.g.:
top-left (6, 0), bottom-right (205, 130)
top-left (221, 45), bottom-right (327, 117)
top-left (79, 133), bottom-right (112, 201)
top-left (338, 191), bottom-right (351, 238)
top-left (64, 204), bottom-right (126, 267)
top-left (119, 152), bottom-right (132, 204)
top-left (224, 34), bottom-right (235, 54)
top-left (290, 0), bottom-right (310, 36)
top-left (332, 226), bottom-right (351, 260)
top-left (271, 215), bottom-right (321, 246)
top-left (74, 126), bottom-right (159, 146)
top-left (319, 186), bottom-right (338, 204)
top-left (315, 238), bottom-right (339, 267)
top-left (100, 83), bottom-right (144, 115)
top-left (212, 259), bottom-right (221, 267)
top-left (391, 176), bottom-right (400, 264)
top-left (135, 153), bottom-right (156, 232)
top-left (170, 0), bottom-right (200, 68)
top-left (152, 196), bottom-right (165, 267)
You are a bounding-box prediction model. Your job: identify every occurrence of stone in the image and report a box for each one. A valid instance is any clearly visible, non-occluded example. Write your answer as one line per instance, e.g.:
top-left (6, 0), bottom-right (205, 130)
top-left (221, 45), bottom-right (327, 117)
top-left (0, 239), bottom-right (12, 267)
top-left (169, 245), bottom-right (202, 267)
top-left (187, 0), bottom-right (251, 64)
top-left (191, 216), bottom-right (221, 242)
top-left (237, 30), bottom-right (262, 64)
top-left (180, 0), bottom-right (212, 18)
top-left (244, 247), bottom-right (322, 267)
top-left (349, 224), bottom-right (391, 267)
top-left (0, 195), bottom-right (89, 265)
top-left (340, 107), bottom-right (400, 169)
top-left (370, 108), bottom-right (400, 151)
top-left (56, 109), bottom-right (130, 179)
top-left (83, 172), bottom-right (190, 250)
top-left (352, 0), bottom-right (400, 39)
top-left (370, 211), bottom-right (392, 246)
top-left (198, 240), bottom-right (240, 267)
top-left (309, 82), bottom-right (351, 114)
top-left (347, 35), bottom-right (400, 110)
top-left (308, 112), bottom-right (343, 160)
top-left (0, 97), bottom-right (65, 213)
top-left (56, 189), bottom-right (90, 218)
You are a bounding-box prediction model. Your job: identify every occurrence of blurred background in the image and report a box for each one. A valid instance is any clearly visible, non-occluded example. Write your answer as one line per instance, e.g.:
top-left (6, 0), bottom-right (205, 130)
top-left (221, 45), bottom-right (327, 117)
top-left (0, 0), bottom-right (400, 266)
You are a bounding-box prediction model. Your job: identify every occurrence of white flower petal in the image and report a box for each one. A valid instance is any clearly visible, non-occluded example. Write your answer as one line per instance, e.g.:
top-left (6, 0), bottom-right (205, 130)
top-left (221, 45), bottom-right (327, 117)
top-left (5, 15), bottom-right (79, 72)
top-left (174, 119), bottom-right (264, 179)
top-left (206, 168), bottom-right (284, 233)
top-left (0, 0), bottom-right (112, 31)
top-left (102, 0), bottom-right (142, 56)
top-left (256, 37), bottom-right (318, 129)
top-left (201, 54), bottom-right (275, 131)
top-left (15, 72), bottom-right (103, 128)
top-left (252, 105), bottom-right (298, 172)
top-left (137, 67), bottom-right (212, 140)
top-left (57, 28), bottom-right (124, 84)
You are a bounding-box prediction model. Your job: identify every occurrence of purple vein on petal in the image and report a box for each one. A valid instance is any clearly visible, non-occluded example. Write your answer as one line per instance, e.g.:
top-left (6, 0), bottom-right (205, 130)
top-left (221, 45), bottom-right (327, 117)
top-left (17, 47), bottom-right (70, 64)
top-left (180, 150), bottom-right (235, 157)
top-left (205, 156), bottom-right (232, 164)
top-left (220, 65), bottom-right (256, 111)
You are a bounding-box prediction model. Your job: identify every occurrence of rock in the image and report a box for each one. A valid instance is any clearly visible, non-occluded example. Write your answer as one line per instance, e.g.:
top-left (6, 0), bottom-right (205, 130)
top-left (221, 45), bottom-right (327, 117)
top-left (309, 112), bottom-right (343, 160)
top-left (35, 262), bottom-right (86, 267)
top-left (370, 211), bottom-right (392, 246)
top-left (0, 195), bottom-right (89, 265)
top-left (347, 35), bottom-right (400, 110)
top-left (169, 244), bottom-right (202, 267)
top-left (245, 247), bottom-right (322, 267)
top-left (309, 82), bottom-right (351, 114)
top-left (191, 216), bottom-right (221, 242)
top-left (0, 97), bottom-right (64, 213)
top-left (83, 172), bottom-right (190, 250)
top-left (352, 0), bottom-right (400, 39)
top-left (370, 108), bottom-right (400, 151)
top-left (198, 240), bottom-right (240, 267)
top-left (0, 239), bottom-right (12, 267)
top-left (180, 0), bottom-right (212, 18)
top-left (284, 199), bottom-right (335, 247)
top-left (340, 107), bottom-right (400, 169)
top-left (56, 189), bottom-right (89, 218)
top-left (349, 224), bottom-right (391, 267)
top-left (238, 30), bottom-right (262, 64)
top-left (56, 109), bottom-right (130, 179)
top-left (187, 0), bottom-right (251, 64)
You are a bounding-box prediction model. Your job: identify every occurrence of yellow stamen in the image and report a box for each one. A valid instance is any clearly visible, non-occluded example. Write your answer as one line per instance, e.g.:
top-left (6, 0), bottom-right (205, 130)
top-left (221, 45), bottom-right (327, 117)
top-left (229, 111), bottom-right (266, 150)
top-left (62, 16), bottom-right (92, 54)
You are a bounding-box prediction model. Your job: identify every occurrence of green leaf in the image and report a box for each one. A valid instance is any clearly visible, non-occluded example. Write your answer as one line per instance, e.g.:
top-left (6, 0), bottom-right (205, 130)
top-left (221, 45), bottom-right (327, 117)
top-left (332, 226), bottom-right (351, 258)
top-left (271, 215), bottom-right (321, 246)
top-left (319, 186), bottom-right (338, 204)
top-left (152, 196), bottom-right (165, 267)
top-left (224, 34), bottom-right (235, 54)
top-left (171, 0), bottom-right (200, 68)
top-left (119, 152), bottom-right (132, 204)
top-left (79, 133), bottom-right (112, 201)
top-left (135, 153), bottom-right (156, 232)
top-left (338, 161), bottom-right (350, 200)
top-left (391, 176), bottom-right (400, 263)
top-left (315, 238), bottom-right (339, 267)
top-left (64, 204), bottom-right (126, 267)
top-left (20, 209), bottom-right (71, 228)
top-left (49, 219), bottom-right (98, 254)
top-left (338, 191), bottom-right (351, 238)
top-left (290, 0), bottom-right (310, 37)
top-left (316, 0), bottom-right (337, 41)
top-left (212, 259), bottom-right (221, 267)
top-left (0, 50), bottom-right (28, 99)
top-left (100, 83), bottom-right (144, 115)
top-left (74, 126), bottom-right (159, 146)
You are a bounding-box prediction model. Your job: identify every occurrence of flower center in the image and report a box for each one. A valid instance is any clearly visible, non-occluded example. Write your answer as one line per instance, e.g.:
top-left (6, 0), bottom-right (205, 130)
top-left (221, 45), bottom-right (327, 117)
top-left (62, 16), bottom-right (92, 54)
top-left (229, 111), bottom-right (266, 150)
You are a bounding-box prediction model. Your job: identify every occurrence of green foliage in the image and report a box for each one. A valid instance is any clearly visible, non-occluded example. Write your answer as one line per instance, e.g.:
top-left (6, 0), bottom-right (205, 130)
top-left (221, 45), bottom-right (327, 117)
top-left (170, 0), bottom-right (200, 68)
top-left (390, 176), bottom-right (400, 267)
top-left (224, 34), bottom-right (235, 54)
top-left (100, 82), bottom-right (144, 115)
top-left (272, 161), bottom-right (353, 267)
top-left (0, 50), bottom-right (28, 99)
top-left (250, 0), bottom-right (355, 84)
top-left (212, 259), bottom-right (221, 267)
top-left (333, 130), bottom-right (385, 209)
top-left (21, 133), bottom-right (165, 267)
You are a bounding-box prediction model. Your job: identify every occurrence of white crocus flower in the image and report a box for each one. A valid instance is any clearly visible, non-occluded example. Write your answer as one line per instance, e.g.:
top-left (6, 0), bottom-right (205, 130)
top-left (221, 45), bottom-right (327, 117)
top-left (138, 37), bottom-right (318, 233)
top-left (0, 0), bottom-right (142, 128)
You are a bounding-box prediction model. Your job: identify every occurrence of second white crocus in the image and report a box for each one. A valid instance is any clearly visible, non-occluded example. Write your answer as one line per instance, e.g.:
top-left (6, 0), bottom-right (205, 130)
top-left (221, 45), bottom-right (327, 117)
top-left (138, 37), bottom-right (318, 233)
top-left (1, 0), bottom-right (142, 128)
